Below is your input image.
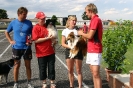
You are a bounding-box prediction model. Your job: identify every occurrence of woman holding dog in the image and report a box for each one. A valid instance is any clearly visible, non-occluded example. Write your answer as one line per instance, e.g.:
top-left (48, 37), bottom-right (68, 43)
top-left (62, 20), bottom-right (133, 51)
top-left (78, 3), bottom-right (103, 88)
top-left (61, 15), bottom-right (84, 88)
top-left (32, 12), bottom-right (56, 88)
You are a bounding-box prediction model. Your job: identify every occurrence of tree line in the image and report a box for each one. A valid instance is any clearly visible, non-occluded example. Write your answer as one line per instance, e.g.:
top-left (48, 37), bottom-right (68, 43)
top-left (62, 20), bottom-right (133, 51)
top-left (0, 9), bottom-right (89, 20)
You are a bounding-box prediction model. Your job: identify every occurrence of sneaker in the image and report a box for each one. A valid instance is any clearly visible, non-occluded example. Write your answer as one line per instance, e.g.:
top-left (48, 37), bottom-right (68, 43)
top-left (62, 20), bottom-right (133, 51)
top-left (42, 83), bottom-right (47, 88)
top-left (50, 83), bottom-right (56, 88)
top-left (13, 83), bottom-right (18, 88)
top-left (28, 83), bottom-right (34, 88)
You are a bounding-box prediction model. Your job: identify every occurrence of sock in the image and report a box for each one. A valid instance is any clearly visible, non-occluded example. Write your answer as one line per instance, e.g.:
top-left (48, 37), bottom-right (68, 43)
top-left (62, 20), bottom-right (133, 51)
top-left (14, 81), bottom-right (18, 84)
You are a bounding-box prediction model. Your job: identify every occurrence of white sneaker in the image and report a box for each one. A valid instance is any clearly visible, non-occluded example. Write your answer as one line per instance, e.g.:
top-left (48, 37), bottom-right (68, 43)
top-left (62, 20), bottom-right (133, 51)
top-left (42, 83), bottom-right (47, 88)
top-left (28, 83), bottom-right (34, 88)
top-left (13, 83), bottom-right (18, 88)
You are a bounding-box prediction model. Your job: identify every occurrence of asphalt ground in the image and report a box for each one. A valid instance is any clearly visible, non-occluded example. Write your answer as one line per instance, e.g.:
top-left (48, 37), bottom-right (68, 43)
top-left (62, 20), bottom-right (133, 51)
top-left (0, 31), bottom-right (109, 88)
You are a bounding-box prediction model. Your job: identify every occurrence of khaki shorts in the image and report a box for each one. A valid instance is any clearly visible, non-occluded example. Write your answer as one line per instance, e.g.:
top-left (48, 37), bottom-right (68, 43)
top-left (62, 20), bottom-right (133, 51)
top-left (86, 53), bottom-right (102, 65)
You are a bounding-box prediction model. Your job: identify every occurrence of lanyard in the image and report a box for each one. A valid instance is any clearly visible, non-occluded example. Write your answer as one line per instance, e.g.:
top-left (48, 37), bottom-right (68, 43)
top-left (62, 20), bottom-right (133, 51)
top-left (20, 22), bottom-right (24, 36)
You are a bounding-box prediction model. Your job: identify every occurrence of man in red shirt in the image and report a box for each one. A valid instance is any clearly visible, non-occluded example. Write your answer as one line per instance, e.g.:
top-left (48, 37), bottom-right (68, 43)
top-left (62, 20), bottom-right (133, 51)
top-left (78, 3), bottom-right (103, 88)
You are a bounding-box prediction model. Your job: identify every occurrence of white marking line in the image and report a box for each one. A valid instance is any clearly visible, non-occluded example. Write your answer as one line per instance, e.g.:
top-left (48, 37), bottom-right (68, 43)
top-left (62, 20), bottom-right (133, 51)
top-left (0, 44), bottom-right (11, 58)
top-left (55, 55), bottom-right (89, 88)
top-left (0, 37), bottom-right (6, 42)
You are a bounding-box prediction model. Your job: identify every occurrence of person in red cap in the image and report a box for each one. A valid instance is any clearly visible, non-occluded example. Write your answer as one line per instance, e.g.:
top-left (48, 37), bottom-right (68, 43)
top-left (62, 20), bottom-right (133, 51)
top-left (32, 12), bottom-right (56, 88)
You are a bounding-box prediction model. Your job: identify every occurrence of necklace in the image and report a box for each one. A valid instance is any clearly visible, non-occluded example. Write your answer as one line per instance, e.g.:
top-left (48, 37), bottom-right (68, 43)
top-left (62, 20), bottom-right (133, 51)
top-left (20, 22), bottom-right (24, 36)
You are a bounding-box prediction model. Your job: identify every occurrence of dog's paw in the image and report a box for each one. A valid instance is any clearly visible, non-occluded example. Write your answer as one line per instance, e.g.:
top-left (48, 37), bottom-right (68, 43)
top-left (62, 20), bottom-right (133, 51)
top-left (70, 54), bottom-right (76, 59)
top-left (69, 53), bottom-right (72, 59)
top-left (69, 57), bottom-right (73, 59)
top-left (69, 52), bottom-right (74, 59)
top-left (69, 56), bottom-right (73, 59)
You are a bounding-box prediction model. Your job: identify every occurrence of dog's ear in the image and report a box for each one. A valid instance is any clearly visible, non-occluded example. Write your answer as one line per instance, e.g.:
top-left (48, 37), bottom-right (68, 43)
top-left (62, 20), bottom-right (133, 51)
top-left (51, 19), bottom-right (56, 27)
top-left (10, 59), bottom-right (14, 62)
top-left (69, 32), bottom-right (75, 37)
top-left (66, 32), bottom-right (75, 41)
top-left (46, 19), bottom-right (51, 27)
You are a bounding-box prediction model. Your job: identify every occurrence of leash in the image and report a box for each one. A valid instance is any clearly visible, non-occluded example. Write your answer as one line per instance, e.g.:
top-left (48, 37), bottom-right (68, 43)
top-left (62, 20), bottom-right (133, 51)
top-left (8, 46), bottom-right (29, 69)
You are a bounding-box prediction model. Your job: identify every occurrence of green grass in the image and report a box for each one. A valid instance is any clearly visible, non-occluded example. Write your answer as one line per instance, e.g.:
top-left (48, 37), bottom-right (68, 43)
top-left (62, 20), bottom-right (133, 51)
top-left (57, 30), bottom-right (133, 73)
top-left (57, 30), bottom-right (62, 44)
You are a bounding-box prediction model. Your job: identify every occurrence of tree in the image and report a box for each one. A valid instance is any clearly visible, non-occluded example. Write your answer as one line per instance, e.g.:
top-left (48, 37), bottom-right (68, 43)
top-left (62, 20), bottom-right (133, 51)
top-left (51, 15), bottom-right (60, 25)
top-left (0, 9), bottom-right (8, 19)
top-left (51, 15), bottom-right (57, 21)
top-left (82, 12), bottom-right (90, 20)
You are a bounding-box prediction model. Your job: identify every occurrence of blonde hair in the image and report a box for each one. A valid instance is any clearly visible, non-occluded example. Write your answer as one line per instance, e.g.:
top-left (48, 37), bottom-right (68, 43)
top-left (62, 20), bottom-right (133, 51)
top-left (85, 3), bottom-right (98, 14)
top-left (66, 15), bottom-right (77, 28)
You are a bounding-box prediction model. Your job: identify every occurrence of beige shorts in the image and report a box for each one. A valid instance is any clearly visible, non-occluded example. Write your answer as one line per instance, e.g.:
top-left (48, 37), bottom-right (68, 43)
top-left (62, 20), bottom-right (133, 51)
top-left (86, 53), bottom-right (102, 65)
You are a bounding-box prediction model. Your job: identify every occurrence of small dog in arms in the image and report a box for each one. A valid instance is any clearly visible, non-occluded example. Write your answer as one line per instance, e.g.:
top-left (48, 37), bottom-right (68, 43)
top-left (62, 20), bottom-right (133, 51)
top-left (46, 19), bottom-right (58, 46)
top-left (66, 32), bottom-right (87, 59)
top-left (0, 59), bottom-right (14, 84)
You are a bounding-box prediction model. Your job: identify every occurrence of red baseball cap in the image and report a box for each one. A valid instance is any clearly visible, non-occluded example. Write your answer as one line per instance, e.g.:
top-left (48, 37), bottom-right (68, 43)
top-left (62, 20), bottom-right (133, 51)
top-left (36, 12), bottom-right (46, 19)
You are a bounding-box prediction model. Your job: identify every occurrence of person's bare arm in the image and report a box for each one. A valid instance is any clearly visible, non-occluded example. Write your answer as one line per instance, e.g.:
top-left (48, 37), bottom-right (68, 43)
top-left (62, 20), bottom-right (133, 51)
top-left (34, 35), bottom-right (53, 44)
top-left (5, 30), bottom-right (15, 45)
top-left (78, 29), bottom-right (96, 39)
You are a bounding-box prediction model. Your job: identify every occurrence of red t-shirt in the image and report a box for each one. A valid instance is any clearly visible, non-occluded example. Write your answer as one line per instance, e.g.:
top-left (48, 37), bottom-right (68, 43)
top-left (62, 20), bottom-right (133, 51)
top-left (87, 15), bottom-right (103, 53)
top-left (32, 24), bottom-right (55, 57)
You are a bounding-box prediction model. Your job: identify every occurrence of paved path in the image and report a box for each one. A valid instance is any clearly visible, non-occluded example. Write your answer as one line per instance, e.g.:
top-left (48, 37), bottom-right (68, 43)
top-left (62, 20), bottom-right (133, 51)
top-left (0, 32), bottom-right (109, 88)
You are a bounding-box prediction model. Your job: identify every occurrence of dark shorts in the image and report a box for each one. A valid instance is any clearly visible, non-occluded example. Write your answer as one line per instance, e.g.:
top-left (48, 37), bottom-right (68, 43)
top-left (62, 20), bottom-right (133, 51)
top-left (65, 49), bottom-right (83, 60)
top-left (12, 48), bottom-right (32, 60)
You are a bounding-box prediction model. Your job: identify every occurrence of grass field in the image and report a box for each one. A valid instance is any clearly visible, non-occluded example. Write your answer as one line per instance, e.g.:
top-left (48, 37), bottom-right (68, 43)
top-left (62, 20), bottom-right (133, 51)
top-left (57, 30), bottom-right (133, 73)
top-left (57, 30), bottom-right (62, 44)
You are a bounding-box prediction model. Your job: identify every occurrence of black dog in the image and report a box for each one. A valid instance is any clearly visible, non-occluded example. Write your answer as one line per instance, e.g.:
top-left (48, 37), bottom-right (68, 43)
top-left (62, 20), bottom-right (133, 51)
top-left (0, 59), bottom-right (14, 84)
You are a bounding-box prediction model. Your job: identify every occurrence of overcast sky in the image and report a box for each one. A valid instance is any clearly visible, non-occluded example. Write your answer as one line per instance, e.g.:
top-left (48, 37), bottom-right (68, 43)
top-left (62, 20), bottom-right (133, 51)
top-left (0, 0), bottom-right (133, 21)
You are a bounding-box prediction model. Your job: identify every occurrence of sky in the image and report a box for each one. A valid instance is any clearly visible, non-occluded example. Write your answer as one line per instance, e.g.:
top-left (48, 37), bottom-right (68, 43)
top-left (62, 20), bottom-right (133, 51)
top-left (0, 0), bottom-right (133, 21)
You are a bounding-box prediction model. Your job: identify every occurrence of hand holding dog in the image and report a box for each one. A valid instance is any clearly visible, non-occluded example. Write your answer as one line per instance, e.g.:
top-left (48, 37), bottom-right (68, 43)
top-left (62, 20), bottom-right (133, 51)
top-left (46, 34), bottom-right (54, 40)
top-left (78, 30), bottom-right (83, 35)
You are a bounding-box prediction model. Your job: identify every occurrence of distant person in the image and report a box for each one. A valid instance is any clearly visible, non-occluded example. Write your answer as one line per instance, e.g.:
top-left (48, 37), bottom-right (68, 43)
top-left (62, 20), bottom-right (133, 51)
top-left (61, 15), bottom-right (84, 88)
top-left (32, 11), bottom-right (56, 88)
top-left (82, 22), bottom-right (88, 33)
top-left (5, 7), bottom-right (34, 88)
top-left (78, 3), bottom-right (103, 88)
